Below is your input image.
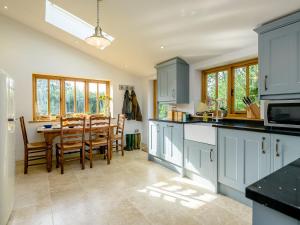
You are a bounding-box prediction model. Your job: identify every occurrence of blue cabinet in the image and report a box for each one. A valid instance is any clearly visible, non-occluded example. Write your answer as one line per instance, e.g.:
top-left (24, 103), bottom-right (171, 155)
top-left (218, 128), bottom-right (271, 192)
top-left (184, 140), bottom-right (217, 191)
top-left (148, 121), bottom-right (160, 158)
top-left (156, 58), bottom-right (189, 104)
top-left (161, 122), bottom-right (184, 166)
top-left (255, 11), bottom-right (300, 99)
top-left (148, 121), bottom-right (184, 167)
top-left (271, 134), bottom-right (300, 171)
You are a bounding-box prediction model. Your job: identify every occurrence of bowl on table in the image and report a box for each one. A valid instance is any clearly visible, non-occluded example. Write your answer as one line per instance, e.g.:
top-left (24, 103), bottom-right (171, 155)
top-left (43, 124), bottom-right (52, 129)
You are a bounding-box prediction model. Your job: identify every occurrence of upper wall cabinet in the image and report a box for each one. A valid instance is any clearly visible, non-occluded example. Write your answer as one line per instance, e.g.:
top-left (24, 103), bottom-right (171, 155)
top-left (156, 57), bottom-right (189, 104)
top-left (255, 11), bottom-right (300, 99)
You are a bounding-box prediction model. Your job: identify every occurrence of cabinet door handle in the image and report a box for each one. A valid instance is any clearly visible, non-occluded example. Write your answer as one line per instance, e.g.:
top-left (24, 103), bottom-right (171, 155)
top-left (210, 149), bottom-right (213, 162)
top-left (261, 137), bottom-right (266, 154)
top-left (276, 139), bottom-right (280, 157)
top-left (264, 75), bottom-right (268, 91)
top-left (172, 89), bottom-right (175, 98)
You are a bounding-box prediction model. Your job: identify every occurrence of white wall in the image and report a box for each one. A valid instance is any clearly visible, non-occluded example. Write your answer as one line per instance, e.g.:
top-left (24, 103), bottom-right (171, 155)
top-left (0, 15), bottom-right (148, 161)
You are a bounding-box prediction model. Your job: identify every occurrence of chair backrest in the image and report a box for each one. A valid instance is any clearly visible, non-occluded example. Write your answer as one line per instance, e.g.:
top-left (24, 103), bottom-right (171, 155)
top-left (19, 116), bottom-right (28, 147)
top-left (116, 114), bottom-right (125, 136)
top-left (88, 114), bottom-right (111, 143)
top-left (60, 116), bottom-right (86, 148)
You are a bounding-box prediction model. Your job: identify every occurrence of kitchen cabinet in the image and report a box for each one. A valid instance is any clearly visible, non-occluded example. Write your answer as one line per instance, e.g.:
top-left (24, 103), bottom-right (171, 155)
top-left (148, 121), bottom-right (184, 167)
top-left (184, 140), bottom-right (217, 187)
top-left (271, 134), bottom-right (300, 171)
top-left (255, 11), bottom-right (300, 99)
top-left (218, 128), bottom-right (271, 192)
top-left (161, 122), bottom-right (184, 166)
top-left (148, 121), bottom-right (161, 158)
top-left (156, 57), bottom-right (189, 104)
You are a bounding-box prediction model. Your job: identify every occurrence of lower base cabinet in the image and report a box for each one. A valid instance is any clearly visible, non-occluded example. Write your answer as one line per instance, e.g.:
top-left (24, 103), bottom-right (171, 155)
top-left (218, 128), bottom-right (300, 193)
top-left (148, 121), bottom-right (183, 167)
top-left (184, 140), bottom-right (217, 192)
top-left (272, 134), bottom-right (300, 171)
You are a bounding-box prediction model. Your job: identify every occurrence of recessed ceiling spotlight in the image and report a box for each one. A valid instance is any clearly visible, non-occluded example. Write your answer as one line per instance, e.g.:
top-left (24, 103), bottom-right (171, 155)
top-left (4, 6), bottom-right (8, 9)
top-left (160, 46), bottom-right (165, 49)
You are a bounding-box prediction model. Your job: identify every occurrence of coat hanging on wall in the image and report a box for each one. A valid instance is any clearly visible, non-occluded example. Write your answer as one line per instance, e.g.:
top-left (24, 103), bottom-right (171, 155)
top-left (122, 90), bottom-right (132, 119)
top-left (131, 90), bottom-right (142, 121)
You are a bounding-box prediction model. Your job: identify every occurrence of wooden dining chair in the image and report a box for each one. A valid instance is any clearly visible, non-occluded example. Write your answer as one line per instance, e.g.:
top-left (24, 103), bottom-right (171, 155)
top-left (20, 116), bottom-right (49, 174)
top-left (112, 114), bottom-right (125, 156)
top-left (55, 116), bottom-right (86, 174)
top-left (85, 115), bottom-right (111, 168)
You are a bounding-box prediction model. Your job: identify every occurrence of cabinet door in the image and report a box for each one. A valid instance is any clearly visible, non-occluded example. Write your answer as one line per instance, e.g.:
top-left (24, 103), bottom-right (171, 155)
top-left (167, 67), bottom-right (177, 102)
top-left (259, 21), bottom-right (300, 96)
top-left (148, 121), bottom-right (160, 157)
top-left (157, 67), bottom-right (169, 102)
top-left (184, 140), bottom-right (216, 180)
top-left (242, 132), bottom-right (271, 190)
top-left (271, 134), bottom-right (300, 171)
top-left (160, 123), bottom-right (171, 160)
top-left (170, 123), bottom-right (183, 166)
top-left (161, 123), bottom-right (183, 166)
top-left (218, 129), bottom-right (243, 190)
top-left (157, 65), bottom-right (176, 102)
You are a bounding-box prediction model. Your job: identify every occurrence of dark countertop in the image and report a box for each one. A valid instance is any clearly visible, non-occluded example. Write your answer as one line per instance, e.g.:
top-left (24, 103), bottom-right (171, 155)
top-left (149, 118), bottom-right (300, 137)
top-left (148, 118), bottom-right (219, 124)
top-left (246, 158), bottom-right (300, 220)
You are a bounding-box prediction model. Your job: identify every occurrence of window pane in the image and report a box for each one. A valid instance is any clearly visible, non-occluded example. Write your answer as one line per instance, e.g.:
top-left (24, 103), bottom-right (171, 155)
top-left (249, 64), bottom-right (259, 105)
top-left (217, 71), bottom-right (228, 110)
top-left (234, 67), bottom-right (246, 111)
top-left (76, 82), bottom-right (85, 113)
top-left (98, 83), bottom-right (107, 113)
top-left (65, 81), bottom-right (75, 113)
top-left (89, 83), bottom-right (97, 114)
top-left (50, 80), bottom-right (60, 115)
top-left (36, 79), bottom-right (48, 116)
top-left (206, 73), bottom-right (216, 111)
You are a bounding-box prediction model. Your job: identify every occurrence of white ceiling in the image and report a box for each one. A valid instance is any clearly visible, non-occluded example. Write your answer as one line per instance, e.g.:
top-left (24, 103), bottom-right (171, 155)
top-left (1, 0), bottom-right (300, 76)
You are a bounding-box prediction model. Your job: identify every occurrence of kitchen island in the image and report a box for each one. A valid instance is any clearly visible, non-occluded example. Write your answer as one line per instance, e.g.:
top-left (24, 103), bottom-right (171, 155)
top-left (246, 158), bottom-right (300, 225)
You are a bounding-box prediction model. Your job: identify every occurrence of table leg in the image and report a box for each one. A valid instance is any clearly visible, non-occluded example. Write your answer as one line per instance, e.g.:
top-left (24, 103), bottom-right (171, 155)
top-left (44, 134), bottom-right (54, 172)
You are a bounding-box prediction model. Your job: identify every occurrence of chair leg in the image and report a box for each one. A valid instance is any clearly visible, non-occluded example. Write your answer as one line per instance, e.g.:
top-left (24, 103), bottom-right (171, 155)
top-left (24, 148), bottom-right (28, 174)
top-left (106, 146), bottom-right (110, 165)
top-left (60, 151), bottom-right (64, 174)
top-left (82, 145), bottom-right (85, 170)
top-left (56, 147), bottom-right (59, 168)
top-left (121, 138), bottom-right (124, 156)
top-left (116, 141), bottom-right (119, 152)
top-left (89, 147), bottom-right (93, 168)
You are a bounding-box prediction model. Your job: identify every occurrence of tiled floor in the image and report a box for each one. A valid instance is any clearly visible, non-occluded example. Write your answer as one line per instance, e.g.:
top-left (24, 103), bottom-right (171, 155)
top-left (9, 151), bottom-right (252, 225)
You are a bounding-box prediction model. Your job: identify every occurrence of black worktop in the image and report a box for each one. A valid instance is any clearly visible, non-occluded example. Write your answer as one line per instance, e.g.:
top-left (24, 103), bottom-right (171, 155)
top-left (246, 159), bottom-right (300, 220)
top-left (149, 118), bottom-right (300, 136)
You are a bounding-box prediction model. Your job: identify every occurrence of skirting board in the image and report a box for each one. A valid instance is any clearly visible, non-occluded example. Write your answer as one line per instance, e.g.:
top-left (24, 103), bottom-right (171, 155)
top-left (148, 154), bottom-right (183, 175)
top-left (218, 183), bottom-right (252, 207)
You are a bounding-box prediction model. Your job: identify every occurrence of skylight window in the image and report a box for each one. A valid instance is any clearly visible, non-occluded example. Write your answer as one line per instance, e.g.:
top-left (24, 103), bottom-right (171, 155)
top-left (45, 0), bottom-right (114, 43)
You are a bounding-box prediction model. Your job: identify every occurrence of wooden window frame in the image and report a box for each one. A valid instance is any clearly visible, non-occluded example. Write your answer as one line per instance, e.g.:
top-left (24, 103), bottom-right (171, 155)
top-left (32, 74), bottom-right (110, 121)
top-left (201, 58), bottom-right (258, 116)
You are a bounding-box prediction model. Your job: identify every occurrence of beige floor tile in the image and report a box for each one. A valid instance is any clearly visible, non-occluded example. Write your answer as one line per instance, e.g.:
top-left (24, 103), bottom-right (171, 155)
top-left (10, 150), bottom-right (252, 225)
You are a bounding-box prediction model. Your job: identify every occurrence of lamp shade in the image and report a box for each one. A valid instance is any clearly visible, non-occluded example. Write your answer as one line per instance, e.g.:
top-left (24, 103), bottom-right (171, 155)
top-left (85, 34), bottom-right (111, 50)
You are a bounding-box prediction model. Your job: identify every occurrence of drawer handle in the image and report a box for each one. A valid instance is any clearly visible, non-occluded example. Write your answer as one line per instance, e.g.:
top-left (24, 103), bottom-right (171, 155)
top-left (261, 137), bottom-right (266, 154)
top-left (264, 75), bottom-right (268, 91)
top-left (210, 149), bottom-right (213, 162)
top-left (167, 125), bottom-right (174, 128)
top-left (276, 139), bottom-right (280, 157)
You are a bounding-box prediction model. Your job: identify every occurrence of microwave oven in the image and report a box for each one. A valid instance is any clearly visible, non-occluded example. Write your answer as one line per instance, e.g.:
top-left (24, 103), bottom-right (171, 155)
top-left (264, 100), bottom-right (300, 128)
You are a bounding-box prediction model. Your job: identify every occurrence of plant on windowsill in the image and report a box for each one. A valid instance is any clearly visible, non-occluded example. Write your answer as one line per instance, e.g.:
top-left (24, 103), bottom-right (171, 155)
top-left (99, 95), bottom-right (112, 116)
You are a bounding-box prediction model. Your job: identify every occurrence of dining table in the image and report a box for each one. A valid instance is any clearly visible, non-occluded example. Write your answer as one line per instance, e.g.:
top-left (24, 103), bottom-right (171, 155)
top-left (37, 123), bottom-right (117, 172)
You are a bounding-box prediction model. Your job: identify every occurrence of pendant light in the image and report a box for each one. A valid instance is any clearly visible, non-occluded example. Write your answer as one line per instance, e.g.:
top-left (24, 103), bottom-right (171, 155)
top-left (85, 0), bottom-right (111, 50)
